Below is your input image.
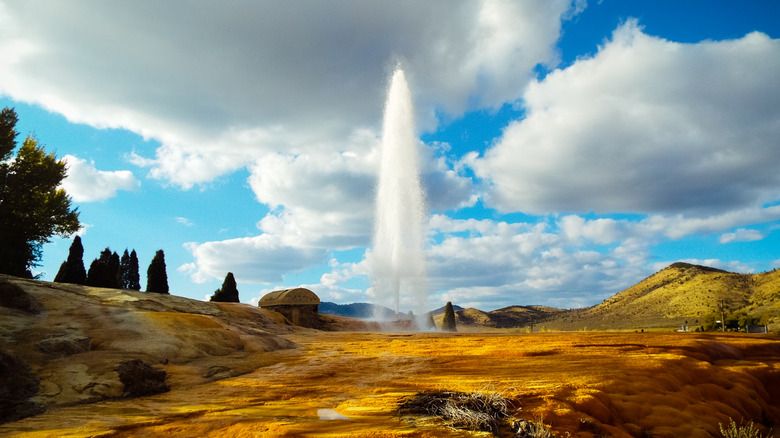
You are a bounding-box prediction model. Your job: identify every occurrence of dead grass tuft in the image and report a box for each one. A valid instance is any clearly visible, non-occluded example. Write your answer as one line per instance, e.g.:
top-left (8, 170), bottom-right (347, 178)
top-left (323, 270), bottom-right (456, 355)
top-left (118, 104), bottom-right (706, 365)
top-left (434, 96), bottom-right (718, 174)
top-left (719, 418), bottom-right (772, 438)
top-left (398, 389), bottom-right (511, 434)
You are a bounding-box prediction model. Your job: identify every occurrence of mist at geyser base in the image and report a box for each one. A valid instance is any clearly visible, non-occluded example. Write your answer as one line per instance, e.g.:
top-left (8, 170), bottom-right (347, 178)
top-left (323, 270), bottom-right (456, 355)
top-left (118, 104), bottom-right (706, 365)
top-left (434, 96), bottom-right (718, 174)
top-left (369, 67), bottom-right (428, 325)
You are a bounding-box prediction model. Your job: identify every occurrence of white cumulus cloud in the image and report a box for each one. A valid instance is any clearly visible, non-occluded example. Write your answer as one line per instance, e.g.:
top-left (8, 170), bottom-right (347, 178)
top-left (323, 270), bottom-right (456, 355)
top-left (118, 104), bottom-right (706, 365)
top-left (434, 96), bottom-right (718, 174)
top-left (475, 21), bottom-right (780, 216)
top-left (183, 236), bottom-right (327, 285)
top-left (720, 228), bottom-right (765, 244)
top-left (60, 155), bottom-right (139, 202)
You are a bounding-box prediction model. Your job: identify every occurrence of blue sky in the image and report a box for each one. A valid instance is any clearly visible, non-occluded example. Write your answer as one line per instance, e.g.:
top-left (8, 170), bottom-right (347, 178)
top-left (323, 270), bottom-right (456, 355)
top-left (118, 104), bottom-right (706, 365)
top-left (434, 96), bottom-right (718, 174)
top-left (1, 1), bottom-right (779, 311)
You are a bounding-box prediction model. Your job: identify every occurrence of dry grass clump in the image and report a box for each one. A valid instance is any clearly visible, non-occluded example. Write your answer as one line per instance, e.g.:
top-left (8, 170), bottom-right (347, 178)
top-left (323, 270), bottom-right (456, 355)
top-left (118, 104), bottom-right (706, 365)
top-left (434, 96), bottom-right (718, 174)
top-left (512, 417), bottom-right (555, 438)
top-left (398, 388), bottom-right (554, 437)
top-left (399, 389), bottom-right (511, 434)
top-left (719, 418), bottom-right (772, 438)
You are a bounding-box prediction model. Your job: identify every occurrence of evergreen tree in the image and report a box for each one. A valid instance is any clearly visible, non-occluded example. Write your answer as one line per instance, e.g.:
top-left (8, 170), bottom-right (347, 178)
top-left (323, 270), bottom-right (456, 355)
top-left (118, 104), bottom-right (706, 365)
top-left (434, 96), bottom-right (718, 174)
top-left (108, 251), bottom-right (120, 288)
top-left (146, 250), bottom-right (169, 294)
top-left (86, 258), bottom-right (101, 286)
top-left (120, 249), bottom-right (131, 289)
top-left (86, 249), bottom-right (108, 287)
top-left (86, 248), bottom-right (120, 288)
top-left (0, 108), bottom-right (80, 277)
top-left (54, 236), bottom-right (87, 284)
top-left (442, 301), bottom-right (457, 332)
top-left (210, 272), bottom-right (239, 302)
top-left (120, 249), bottom-right (141, 290)
top-left (128, 250), bottom-right (141, 290)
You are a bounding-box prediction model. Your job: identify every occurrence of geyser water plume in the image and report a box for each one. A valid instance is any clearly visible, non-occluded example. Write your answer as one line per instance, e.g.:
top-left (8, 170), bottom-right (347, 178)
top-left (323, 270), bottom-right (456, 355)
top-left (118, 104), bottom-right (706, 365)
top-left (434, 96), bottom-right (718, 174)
top-left (370, 67), bottom-right (428, 320)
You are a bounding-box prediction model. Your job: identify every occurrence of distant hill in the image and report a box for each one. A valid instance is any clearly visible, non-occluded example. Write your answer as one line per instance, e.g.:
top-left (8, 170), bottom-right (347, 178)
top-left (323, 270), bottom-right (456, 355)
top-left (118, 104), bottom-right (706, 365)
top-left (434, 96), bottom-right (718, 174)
top-left (540, 263), bottom-right (780, 331)
top-left (429, 303), bottom-right (464, 316)
top-left (430, 263), bottom-right (780, 332)
top-left (320, 302), bottom-right (465, 319)
top-left (433, 305), bottom-right (564, 330)
top-left (308, 263), bottom-right (780, 331)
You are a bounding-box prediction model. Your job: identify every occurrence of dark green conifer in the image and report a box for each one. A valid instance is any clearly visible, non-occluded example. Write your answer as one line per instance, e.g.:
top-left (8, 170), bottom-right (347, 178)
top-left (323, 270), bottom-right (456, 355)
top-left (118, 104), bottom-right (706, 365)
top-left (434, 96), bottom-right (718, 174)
top-left (120, 249), bottom-right (141, 290)
top-left (210, 272), bottom-right (239, 302)
top-left (129, 250), bottom-right (141, 290)
top-left (53, 236), bottom-right (87, 284)
top-left (108, 251), bottom-right (120, 288)
top-left (442, 301), bottom-right (457, 332)
top-left (86, 248), bottom-right (120, 288)
top-left (146, 250), bottom-right (169, 294)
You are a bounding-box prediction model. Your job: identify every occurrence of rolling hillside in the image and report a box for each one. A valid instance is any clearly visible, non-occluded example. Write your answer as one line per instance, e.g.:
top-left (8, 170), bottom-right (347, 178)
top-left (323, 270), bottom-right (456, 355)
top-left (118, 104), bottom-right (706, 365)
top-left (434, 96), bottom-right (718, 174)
top-left (540, 263), bottom-right (780, 331)
top-left (437, 263), bottom-right (780, 332)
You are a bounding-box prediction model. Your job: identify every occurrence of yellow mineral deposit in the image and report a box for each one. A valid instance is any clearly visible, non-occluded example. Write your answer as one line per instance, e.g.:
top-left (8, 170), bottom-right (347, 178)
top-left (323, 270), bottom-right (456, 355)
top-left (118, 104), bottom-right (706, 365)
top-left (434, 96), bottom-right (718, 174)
top-left (3, 331), bottom-right (778, 438)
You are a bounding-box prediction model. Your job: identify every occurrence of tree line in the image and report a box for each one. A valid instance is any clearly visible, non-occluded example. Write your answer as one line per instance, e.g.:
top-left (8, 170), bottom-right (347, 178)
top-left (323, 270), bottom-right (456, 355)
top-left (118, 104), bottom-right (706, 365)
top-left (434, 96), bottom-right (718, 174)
top-left (0, 107), bottom-right (240, 303)
top-left (54, 235), bottom-right (240, 301)
top-left (53, 236), bottom-right (170, 294)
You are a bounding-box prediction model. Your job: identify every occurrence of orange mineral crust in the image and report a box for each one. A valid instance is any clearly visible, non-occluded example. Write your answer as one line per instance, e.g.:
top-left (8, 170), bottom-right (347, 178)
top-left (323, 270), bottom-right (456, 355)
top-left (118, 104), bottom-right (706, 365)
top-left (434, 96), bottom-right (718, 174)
top-left (2, 331), bottom-right (778, 437)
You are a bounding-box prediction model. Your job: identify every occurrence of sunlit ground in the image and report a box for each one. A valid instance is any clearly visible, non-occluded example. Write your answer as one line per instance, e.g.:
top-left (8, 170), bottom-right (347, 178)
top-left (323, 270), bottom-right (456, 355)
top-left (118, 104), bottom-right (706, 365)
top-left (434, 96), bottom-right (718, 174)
top-left (3, 331), bottom-right (778, 437)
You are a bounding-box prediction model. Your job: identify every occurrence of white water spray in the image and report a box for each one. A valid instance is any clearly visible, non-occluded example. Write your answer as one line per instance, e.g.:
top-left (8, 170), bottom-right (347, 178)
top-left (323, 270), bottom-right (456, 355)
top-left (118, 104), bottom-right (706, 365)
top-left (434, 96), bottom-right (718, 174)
top-left (370, 67), bottom-right (428, 320)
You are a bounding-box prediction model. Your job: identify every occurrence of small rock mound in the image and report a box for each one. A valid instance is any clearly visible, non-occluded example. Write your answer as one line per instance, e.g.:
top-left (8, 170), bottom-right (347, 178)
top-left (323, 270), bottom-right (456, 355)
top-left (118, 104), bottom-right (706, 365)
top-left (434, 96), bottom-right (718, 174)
top-left (116, 359), bottom-right (169, 398)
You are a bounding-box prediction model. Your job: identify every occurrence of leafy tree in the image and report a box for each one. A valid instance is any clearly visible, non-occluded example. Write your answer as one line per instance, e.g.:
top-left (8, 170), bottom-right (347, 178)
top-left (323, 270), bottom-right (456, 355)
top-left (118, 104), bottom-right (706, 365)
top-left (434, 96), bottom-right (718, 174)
top-left (86, 248), bottom-right (120, 288)
top-left (146, 250), bottom-right (169, 294)
top-left (0, 107), bottom-right (80, 277)
top-left (120, 249), bottom-right (141, 290)
top-left (442, 301), bottom-right (457, 332)
top-left (54, 236), bottom-right (87, 284)
top-left (210, 272), bottom-right (239, 302)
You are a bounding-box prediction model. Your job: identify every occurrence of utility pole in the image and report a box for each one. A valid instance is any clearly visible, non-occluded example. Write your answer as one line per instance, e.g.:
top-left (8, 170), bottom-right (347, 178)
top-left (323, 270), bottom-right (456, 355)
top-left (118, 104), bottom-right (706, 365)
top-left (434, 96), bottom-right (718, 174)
top-left (719, 299), bottom-right (726, 332)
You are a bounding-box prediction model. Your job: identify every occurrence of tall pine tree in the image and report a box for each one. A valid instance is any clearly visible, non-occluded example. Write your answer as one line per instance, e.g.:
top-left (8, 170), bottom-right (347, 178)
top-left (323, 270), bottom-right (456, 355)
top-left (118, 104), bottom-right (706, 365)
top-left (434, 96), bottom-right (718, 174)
top-left (146, 250), bottom-right (169, 294)
top-left (210, 272), bottom-right (239, 302)
top-left (120, 249), bottom-right (141, 290)
top-left (54, 236), bottom-right (86, 284)
top-left (86, 248), bottom-right (120, 288)
top-left (442, 301), bottom-right (457, 332)
top-left (129, 250), bottom-right (141, 290)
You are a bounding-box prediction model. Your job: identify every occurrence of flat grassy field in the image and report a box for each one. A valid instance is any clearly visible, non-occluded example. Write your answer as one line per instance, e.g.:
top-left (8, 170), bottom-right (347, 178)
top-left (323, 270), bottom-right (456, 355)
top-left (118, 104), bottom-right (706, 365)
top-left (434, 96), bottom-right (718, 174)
top-left (2, 331), bottom-right (778, 437)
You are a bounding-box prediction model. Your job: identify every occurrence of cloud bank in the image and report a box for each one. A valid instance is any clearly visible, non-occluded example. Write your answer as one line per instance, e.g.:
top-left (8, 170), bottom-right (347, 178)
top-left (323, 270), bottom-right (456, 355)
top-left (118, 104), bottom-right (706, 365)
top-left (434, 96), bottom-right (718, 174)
top-left (475, 21), bottom-right (780, 216)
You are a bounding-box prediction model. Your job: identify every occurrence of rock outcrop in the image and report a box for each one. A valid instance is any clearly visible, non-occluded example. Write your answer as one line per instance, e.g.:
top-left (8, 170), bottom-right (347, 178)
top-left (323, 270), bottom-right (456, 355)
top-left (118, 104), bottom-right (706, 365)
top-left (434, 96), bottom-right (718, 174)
top-left (0, 274), bottom-right (299, 423)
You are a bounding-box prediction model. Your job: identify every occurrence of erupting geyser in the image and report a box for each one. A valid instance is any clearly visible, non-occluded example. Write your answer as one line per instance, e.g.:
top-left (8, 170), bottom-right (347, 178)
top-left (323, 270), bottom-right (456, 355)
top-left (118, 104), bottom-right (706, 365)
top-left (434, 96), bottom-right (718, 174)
top-left (370, 67), bottom-right (428, 319)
